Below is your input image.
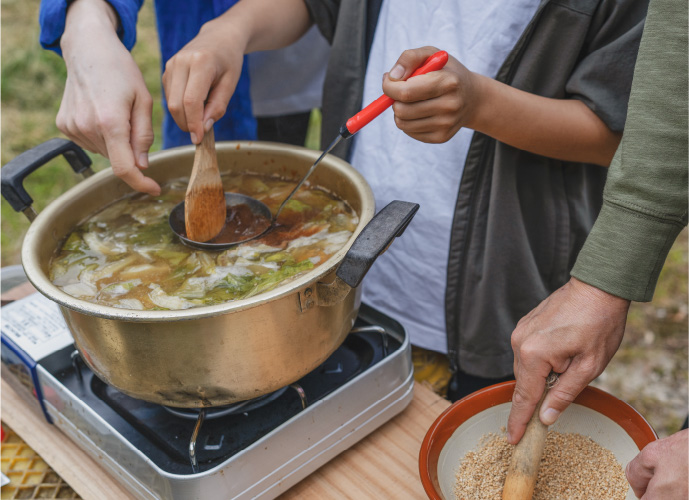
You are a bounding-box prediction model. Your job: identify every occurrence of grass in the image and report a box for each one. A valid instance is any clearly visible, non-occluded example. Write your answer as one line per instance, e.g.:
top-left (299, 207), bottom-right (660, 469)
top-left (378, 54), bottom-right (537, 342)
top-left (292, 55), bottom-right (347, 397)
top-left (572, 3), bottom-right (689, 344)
top-left (1, 0), bottom-right (163, 264)
top-left (1, 0), bottom-right (686, 438)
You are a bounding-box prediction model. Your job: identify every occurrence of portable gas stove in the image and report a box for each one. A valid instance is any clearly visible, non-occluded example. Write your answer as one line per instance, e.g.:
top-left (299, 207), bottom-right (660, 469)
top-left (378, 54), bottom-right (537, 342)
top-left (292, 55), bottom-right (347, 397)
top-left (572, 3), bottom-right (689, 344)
top-left (1, 292), bottom-right (414, 500)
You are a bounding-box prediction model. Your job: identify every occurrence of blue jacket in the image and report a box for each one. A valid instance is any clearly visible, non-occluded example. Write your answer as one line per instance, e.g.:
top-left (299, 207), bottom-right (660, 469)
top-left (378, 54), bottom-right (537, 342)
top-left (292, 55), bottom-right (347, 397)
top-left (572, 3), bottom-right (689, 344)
top-left (39, 0), bottom-right (256, 149)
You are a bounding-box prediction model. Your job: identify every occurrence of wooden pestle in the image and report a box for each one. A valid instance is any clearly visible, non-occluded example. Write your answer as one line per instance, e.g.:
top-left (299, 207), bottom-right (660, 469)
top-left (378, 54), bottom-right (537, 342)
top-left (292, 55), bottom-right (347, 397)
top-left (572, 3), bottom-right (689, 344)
top-left (502, 373), bottom-right (558, 500)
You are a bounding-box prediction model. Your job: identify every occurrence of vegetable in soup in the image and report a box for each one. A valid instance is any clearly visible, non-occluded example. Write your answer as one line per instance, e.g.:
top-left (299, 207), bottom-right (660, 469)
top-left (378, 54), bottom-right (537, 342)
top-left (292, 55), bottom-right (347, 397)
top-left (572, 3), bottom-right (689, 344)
top-left (49, 173), bottom-right (359, 310)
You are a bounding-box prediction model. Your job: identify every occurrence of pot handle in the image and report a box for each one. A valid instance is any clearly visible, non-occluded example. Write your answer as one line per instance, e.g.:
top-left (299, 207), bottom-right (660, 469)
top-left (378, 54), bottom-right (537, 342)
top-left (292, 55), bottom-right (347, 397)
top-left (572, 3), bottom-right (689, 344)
top-left (1, 138), bottom-right (93, 221)
top-left (336, 200), bottom-right (419, 288)
top-left (313, 201), bottom-right (419, 308)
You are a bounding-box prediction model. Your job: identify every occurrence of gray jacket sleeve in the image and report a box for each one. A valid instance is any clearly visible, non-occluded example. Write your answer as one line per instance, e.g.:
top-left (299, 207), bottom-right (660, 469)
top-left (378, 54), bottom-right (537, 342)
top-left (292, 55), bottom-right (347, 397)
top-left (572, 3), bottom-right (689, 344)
top-left (571, 0), bottom-right (688, 301)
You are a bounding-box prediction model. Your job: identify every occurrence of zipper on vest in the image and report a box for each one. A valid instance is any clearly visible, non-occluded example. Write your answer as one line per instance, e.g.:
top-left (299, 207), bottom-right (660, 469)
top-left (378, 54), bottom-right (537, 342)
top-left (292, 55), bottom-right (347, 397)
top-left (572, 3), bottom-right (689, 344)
top-left (444, 0), bottom-right (549, 372)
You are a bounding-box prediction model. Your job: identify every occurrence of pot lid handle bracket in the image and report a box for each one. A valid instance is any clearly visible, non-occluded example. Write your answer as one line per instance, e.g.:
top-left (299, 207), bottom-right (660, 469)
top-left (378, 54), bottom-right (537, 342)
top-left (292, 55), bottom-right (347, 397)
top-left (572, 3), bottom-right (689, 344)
top-left (1, 138), bottom-right (93, 221)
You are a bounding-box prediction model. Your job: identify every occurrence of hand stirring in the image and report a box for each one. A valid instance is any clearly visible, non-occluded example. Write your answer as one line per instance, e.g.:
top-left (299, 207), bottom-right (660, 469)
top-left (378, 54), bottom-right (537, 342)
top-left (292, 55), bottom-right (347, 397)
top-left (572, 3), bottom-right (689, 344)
top-left (170, 50), bottom-right (450, 250)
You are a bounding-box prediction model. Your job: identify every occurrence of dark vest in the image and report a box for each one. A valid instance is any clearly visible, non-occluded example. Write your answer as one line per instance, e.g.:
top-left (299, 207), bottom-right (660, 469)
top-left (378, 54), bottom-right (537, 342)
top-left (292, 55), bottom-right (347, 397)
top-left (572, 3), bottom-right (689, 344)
top-left (306, 0), bottom-right (648, 376)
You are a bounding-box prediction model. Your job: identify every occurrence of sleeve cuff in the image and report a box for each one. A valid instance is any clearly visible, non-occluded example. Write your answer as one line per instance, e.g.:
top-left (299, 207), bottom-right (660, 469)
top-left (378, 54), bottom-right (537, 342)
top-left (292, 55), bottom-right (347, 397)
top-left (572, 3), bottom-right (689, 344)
top-left (571, 200), bottom-right (684, 302)
top-left (39, 0), bottom-right (141, 56)
top-left (106, 0), bottom-right (141, 50)
top-left (39, 0), bottom-right (70, 55)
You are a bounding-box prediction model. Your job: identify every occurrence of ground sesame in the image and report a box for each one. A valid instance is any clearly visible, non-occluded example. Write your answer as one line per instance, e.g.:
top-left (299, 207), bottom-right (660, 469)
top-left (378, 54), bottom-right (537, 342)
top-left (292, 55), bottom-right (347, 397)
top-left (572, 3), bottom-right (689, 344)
top-left (453, 432), bottom-right (628, 500)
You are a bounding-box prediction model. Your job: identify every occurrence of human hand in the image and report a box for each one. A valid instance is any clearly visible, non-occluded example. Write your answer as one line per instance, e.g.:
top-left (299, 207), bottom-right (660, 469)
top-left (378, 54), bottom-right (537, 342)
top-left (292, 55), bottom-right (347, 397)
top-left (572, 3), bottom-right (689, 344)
top-left (506, 277), bottom-right (630, 444)
top-left (626, 429), bottom-right (688, 499)
top-left (58, 0), bottom-right (159, 195)
top-left (162, 19), bottom-right (246, 145)
top-left (381, 46), bottom-right (483, 143)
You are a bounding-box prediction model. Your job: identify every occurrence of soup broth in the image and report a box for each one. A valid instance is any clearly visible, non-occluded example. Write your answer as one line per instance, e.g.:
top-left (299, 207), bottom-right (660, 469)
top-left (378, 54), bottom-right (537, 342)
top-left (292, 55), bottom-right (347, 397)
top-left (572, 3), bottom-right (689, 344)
top-left (49, 173), bottom-right (359, 310)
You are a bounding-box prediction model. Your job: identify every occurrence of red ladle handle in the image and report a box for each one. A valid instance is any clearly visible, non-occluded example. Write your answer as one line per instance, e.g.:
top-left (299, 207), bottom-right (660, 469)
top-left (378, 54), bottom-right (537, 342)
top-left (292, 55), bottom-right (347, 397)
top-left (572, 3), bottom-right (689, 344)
top-left (344, 50), bottom-right (449, 136)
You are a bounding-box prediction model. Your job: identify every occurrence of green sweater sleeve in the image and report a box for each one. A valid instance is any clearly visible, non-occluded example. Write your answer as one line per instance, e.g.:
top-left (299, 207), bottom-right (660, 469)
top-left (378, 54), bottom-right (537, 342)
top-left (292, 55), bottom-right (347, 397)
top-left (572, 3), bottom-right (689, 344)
top-left (571, 0), bottom-right (688, 302)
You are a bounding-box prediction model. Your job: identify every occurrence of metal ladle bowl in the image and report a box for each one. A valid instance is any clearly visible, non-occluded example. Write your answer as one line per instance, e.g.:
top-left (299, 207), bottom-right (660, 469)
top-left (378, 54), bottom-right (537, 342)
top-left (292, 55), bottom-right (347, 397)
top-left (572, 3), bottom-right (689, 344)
top-left (169, 192), bottom-right (272, 251)
top-left (169, 136), bottom-right (342, 251)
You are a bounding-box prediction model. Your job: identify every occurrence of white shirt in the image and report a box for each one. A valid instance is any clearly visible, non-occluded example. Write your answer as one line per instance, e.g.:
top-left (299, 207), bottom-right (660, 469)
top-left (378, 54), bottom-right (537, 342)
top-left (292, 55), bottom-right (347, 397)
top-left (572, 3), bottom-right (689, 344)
top-left (349, 0), bottom-right (540, 353)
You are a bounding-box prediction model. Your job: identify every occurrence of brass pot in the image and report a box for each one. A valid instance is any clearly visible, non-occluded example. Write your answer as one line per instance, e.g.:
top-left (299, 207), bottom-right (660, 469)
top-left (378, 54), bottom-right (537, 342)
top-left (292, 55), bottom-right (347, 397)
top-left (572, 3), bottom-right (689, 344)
top-left (2, 139), bottom-right (418, 408)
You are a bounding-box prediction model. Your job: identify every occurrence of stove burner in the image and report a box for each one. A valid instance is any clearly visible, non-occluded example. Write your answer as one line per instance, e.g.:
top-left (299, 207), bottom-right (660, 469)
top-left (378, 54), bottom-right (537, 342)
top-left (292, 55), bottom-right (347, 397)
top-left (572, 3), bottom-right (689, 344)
top-left (46, 308), bottom-right (402, 475)
top-left (163, 387), bottom-right (289, 420)
top-left (2, 302), bottom-right (414, 499)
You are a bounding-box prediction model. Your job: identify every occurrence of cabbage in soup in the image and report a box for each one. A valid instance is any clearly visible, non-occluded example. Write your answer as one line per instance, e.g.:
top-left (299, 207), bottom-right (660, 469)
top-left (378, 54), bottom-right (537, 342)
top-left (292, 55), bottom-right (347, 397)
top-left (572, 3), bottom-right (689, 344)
top-left (49, 173), bottom-right (359, 310)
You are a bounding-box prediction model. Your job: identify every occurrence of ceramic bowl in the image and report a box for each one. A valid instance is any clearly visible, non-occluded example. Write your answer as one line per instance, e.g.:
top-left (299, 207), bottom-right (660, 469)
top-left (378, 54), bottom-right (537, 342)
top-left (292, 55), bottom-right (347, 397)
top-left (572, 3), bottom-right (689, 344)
top-left (419, 381), bottom-right (657, 499)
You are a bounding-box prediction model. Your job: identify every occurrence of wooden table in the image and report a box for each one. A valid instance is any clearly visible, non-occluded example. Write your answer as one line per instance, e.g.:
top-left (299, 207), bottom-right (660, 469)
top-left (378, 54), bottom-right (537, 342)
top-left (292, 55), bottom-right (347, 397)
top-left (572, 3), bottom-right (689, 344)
top-left (1, 376), bottom-right (450, 500)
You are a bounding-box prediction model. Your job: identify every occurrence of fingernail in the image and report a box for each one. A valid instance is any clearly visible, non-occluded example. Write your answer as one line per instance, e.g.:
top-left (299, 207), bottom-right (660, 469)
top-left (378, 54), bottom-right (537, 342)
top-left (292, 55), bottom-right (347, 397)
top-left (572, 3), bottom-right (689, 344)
top-left (191, 132), bottom-right (198, 144)
top-left (389, 64), bottom-right (404, 80)
top-left (541, 407), bottom-right (560, 425)
top-left (204, 119), bottom-right (214, 132)
top-left (138, 153), bottom-right (148, 169)
top-left (506, 431), bottom-right (512, 443)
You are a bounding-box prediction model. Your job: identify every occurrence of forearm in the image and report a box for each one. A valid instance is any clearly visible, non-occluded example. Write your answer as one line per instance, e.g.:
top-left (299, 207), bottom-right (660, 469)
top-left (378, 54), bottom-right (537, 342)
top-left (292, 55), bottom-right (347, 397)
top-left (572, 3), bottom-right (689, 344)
top-left (206, 0), bottom-right (312, 54)
top-left (471, 74), bottom-right (621, 167)
top-left (571, 0), bottom-right (688, 302)
top-left (61, 0), bottom-right (120, 57)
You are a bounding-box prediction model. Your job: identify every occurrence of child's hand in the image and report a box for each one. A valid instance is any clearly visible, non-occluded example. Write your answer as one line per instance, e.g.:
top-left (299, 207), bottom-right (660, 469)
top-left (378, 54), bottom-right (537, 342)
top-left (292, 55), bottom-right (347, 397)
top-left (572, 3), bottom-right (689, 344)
top-left (382, 46), bottom-right (483, 143)
top-left (162, 20), bottom-right (246, 144)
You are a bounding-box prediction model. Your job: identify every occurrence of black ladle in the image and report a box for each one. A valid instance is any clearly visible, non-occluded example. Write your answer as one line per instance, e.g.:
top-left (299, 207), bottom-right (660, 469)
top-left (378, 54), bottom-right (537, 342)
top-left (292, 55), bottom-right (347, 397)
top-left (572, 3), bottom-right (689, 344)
top-left (169, 192), bottom-right (272, 251)
top-left (169, 50), bottom-right (449, 251)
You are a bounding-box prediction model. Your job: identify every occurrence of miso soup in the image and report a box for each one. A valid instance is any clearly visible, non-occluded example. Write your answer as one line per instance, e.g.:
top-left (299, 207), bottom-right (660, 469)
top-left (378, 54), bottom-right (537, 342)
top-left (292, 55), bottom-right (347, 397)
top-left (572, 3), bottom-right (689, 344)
top-left (49, 173), bottom-right (359, 310)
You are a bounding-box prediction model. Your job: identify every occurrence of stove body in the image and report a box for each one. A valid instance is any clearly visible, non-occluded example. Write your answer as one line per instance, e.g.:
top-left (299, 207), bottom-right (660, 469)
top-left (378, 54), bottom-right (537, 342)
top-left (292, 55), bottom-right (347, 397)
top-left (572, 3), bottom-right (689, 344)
top-left (1, 294), bottom-right (414, 500)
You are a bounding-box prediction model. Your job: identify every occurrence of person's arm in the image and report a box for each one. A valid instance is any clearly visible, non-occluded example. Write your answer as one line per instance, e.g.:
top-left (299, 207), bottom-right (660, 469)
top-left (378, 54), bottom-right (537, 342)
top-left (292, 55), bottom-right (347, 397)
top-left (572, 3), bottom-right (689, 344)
top-left (40, 0), bottom-right (141, 55)
top-left (45, 0), bottom-right (159, 195)
top-left (162, 0), bottom-right (312, 144)
top-left (382, 47), bottom-right (620, 167)
top-left (626, 429), bottom-right (688, 499)
top-left (506, 0), bottom-right (687, 445)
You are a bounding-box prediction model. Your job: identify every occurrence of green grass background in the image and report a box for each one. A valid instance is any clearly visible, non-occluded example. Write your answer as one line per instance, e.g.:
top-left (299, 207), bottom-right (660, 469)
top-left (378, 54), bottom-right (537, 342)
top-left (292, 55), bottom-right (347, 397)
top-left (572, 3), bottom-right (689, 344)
top-left (1, 0), bottom-right (687, 436)
top-left (0, 0), bottom-right (319, 265)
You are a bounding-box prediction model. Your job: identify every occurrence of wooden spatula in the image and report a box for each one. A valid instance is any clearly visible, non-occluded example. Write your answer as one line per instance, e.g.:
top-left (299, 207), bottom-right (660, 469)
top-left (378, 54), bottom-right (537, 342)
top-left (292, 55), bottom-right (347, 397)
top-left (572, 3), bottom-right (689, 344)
top-left (184, 128), bottom-right (226, 242)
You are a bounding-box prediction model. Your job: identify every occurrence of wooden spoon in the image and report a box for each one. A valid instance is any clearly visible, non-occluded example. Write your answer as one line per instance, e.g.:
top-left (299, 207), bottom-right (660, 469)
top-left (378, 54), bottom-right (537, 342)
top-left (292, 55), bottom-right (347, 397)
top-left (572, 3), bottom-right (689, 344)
top-left (502, 373), bottom-right (559, 500)
top-left (184, 128), bottom-right (226, 242)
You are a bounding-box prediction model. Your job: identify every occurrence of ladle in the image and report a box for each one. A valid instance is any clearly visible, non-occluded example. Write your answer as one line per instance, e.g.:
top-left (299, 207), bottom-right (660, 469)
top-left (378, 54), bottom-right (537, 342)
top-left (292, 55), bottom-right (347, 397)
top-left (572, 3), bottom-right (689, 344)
top-left (170, 50), bottom-right (449, 251)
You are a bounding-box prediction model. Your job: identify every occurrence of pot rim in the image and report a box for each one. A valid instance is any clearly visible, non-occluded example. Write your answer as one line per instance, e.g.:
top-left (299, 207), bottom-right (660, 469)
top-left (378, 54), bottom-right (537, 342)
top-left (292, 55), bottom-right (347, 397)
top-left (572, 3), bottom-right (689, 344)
top-left (21, 141), bottom-right (375, 322)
